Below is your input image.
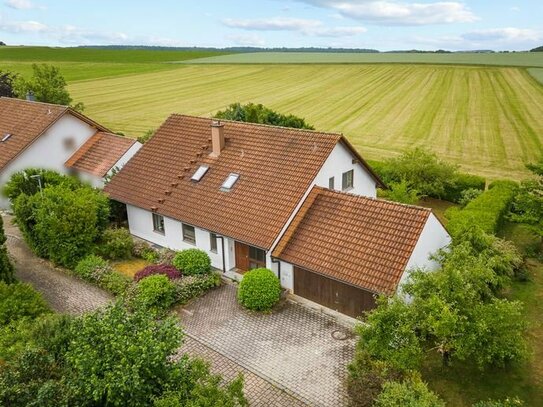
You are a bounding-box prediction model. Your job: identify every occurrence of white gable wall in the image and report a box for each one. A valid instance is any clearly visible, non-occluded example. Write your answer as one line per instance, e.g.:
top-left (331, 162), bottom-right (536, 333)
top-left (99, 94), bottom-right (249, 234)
top-left (398, 213), bottom-right (451, 290)
top-left (0, 113), bottom-right (97, 208)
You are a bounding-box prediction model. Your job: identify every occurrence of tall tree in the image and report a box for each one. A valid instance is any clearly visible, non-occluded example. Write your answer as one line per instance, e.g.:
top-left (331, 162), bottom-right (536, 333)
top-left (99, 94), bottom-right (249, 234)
top-left (215, 102), bottom-right (315, 129)
top-left (0, 70), bottom-right (17, 98)
top-left (0, 216), bottom-right (15, 284)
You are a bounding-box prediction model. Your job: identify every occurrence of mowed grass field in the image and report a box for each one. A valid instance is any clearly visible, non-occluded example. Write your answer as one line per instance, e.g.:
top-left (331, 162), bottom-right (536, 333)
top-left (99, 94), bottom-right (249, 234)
top-left (67, 63), bottom-right (543, 179)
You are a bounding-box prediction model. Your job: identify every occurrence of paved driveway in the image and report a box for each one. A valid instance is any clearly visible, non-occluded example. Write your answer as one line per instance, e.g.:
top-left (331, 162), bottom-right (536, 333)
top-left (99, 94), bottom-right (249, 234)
top-left (178, 282), bottom-right (356, 407)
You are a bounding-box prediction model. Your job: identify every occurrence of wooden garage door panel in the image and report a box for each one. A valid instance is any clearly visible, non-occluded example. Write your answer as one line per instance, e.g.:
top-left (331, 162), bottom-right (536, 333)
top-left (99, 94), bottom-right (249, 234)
top-left (294, 266), bottom-right (376, 318)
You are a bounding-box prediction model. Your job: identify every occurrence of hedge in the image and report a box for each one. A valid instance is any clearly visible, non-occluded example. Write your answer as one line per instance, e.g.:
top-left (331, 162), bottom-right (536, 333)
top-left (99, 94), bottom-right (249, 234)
top-left (173, 273), bottom-right (221, 305)
top-left (446, 182), bottom-right (518, 238)
top-left (443, 172), bottom-right (486, 203)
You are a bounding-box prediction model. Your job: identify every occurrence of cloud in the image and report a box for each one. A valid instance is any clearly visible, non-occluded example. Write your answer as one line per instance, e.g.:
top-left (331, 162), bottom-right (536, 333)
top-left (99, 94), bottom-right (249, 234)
top-left (0, 18), bottom-right (48, 33)
top-left (462, 27), bottom-right (541, 43)
top-left (222, 17), bottom-right (366, 37)
top-left (226, 33), bottom-right (265, 47)
top-left (296, 0), bottom-right (478, 25)
top-left (5, 0), bottom-right (44, 10)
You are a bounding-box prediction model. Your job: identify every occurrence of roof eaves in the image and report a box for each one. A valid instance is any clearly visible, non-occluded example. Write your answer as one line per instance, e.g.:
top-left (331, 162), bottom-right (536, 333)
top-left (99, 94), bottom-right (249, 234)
top-left (338, 136), bottom-right (387, 189)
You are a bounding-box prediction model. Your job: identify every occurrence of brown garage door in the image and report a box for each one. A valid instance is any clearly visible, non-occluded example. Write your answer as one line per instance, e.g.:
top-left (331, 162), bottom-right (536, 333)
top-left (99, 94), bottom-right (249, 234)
top-left (294, 266), bottom-right (377, 318)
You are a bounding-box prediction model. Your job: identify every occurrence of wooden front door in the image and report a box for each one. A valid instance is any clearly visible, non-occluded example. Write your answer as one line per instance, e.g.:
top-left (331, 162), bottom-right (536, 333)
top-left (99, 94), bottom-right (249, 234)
top-left (293, 266), bottom-right (377, 318)
top-left (235, 242), bottom-right (250, 271)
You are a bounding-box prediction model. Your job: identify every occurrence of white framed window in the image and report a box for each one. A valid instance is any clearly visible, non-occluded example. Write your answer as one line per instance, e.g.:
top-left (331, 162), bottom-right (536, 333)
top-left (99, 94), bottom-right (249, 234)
top-left (342, 170), bottom-right (354, 191)
top-left (152, 213), bottom-right (165, 234)
top-left (210, 233), bottom-right (218, 253)
top-left (183, 223), bottom-right (196, 244)
top-left (329, 176), bottom-right (335, 190)
top-left (220, 173), bottom-right (240, 191)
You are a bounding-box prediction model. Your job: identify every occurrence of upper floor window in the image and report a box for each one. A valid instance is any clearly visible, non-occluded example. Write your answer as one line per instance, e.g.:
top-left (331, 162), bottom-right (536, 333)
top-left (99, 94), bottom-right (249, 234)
top-left (342, 170), bottom-right (354, 191)
top-left (152, 213), bottom-right (165, 234)
top-left (328, 176), bottom-right (335, 190)
top-left (183, 223), bottom-right (196, 244)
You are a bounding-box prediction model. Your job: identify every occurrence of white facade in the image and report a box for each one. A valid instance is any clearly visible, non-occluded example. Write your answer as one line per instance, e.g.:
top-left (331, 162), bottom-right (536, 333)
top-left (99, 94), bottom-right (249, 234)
top-left (398, 213), bottom-right (451, 290)
top-left (0, 114), bottom-right (97, 208)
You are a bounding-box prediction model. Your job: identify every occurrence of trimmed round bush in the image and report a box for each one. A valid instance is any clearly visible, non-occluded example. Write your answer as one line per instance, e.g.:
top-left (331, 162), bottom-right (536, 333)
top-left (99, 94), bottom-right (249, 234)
top-left (237, 268), bottom-right (281, 311)
top-left (96, 228), bottom-right (134, 260)
top-left (134, 264), bottom-right (182, 282)
top-left (172, 249), bottom-right (211, 275)
top-left (74, 255), bottom-right (109, 282)
top-left (134, 275), bottom-right (176, 311)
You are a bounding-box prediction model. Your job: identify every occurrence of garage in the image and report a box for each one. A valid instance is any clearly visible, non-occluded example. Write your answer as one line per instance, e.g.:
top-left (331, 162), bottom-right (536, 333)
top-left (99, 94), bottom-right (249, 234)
top-left (293, 266), bottom-right (376, 318)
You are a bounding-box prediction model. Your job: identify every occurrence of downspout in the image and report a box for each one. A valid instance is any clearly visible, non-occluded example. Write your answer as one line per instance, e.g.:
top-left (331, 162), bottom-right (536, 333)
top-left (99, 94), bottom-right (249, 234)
top-left (271, 257), bottom-right (281, 283)
top-left (216, 235), bottom-right (226, 273)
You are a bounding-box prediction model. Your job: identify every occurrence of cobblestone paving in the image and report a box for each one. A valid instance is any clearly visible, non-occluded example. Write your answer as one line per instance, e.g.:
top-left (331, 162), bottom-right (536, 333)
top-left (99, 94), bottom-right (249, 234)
top-left (178, 282), bottom-right (356, 407)
top-left (3, 215), bottom-right (112, 314)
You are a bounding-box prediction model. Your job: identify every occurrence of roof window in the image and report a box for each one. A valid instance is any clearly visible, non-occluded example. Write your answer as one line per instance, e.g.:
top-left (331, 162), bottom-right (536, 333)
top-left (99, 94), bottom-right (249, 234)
top-left (1, 133), bottom-right (12, 142)
top-left (221, 173), bottom-right (240, 191)
top-left (191, 165), bottom-right (209, 182)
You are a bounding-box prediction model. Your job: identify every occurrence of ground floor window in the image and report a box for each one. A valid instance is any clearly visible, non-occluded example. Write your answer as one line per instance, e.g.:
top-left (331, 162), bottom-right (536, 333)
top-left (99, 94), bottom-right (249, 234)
top-left (249, 246), bottom-right (266, 269)
top-left (210, 233), bottom-right (218, 252)
top-left (152, 213), bottom-right (165, 234)
top-left (182, 223), bottom-right (196, 244)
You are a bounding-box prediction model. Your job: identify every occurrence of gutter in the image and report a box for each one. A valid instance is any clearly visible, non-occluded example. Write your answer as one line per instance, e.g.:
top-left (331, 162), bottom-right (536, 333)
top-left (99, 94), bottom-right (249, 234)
top-left (216, 235), bottom-right (226, 273)
top-left (271, 256), bottom-right (281, 282)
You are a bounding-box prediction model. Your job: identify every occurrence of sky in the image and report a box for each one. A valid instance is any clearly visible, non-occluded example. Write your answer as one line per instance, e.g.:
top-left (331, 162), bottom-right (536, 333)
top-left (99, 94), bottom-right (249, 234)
top-left (0, 0), bottom-right (541, 51)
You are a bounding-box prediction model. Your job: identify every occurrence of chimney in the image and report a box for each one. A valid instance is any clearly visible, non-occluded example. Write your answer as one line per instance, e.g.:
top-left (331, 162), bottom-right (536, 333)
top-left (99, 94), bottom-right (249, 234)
top-left (210, 120), bottom-right (225, 157)
top-left (26, 91), bottom-right (35, 102)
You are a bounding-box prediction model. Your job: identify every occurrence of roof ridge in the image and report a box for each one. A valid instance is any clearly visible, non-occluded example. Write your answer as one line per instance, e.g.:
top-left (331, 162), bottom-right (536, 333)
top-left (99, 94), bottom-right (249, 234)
top-left (313, 186), bottom-right (432, 212)
top-left (170, 113), bottom-right (343, 139)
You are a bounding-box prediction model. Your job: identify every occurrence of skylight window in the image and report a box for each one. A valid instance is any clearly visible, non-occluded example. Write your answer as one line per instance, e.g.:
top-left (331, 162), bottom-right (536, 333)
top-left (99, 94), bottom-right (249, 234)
top-left (1, 133), bottom-right (12, 142)
top-left (221, 173), bottom-right (240, 191)
top-left (191, 165), bottom-right (209, 182)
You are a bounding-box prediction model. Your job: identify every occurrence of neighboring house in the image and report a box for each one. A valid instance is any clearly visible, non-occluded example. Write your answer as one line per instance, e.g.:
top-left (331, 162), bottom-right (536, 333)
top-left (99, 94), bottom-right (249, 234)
top-left (0, 97), bottom-right (141, 208)
top-left (105, 114), bottom-right (451, 318)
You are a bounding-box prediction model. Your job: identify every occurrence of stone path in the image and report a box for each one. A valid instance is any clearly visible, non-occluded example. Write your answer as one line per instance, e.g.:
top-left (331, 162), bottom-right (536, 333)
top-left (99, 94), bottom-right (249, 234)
top-left (2, 214), bottom-right (310, 406)
top-left (179, 283), bottom-right (356, 407)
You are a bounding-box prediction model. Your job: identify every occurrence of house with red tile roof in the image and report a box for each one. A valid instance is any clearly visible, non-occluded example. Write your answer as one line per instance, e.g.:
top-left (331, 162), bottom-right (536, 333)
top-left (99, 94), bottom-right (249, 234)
top-left (0, 97), bottom-right (142, 208)
top-left (105, 114), bottom-right (450, 318)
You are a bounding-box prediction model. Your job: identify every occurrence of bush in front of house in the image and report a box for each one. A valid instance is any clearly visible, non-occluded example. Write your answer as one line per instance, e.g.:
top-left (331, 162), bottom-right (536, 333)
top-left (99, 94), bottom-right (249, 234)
top-left (173, 273), bottom-right (221, 305)
top-left (134, 275), bottom-right (176, 311)
top-left (0, 216), bottom-right (15, 284)
top-left (0, 282), bottom-right (50, 327)
top-left (134, 264), bottom-right (182, 282)
top-left (74, 255), bottom-right (130, 296)
top-left (237, 268), bottom-right (281, 311)
top-left (95, 228), bottom-right (134, 260)
top-left (374, 376), bottom-right (445, 407)
top-left (172, 249), bottom-right (211, 276)
top-left (100, 272), bottom-right (131, 296)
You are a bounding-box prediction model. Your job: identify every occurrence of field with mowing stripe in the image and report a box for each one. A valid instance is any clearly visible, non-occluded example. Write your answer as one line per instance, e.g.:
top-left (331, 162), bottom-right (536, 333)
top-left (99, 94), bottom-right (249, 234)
top-left (68, 64), bottom-right (543, 179)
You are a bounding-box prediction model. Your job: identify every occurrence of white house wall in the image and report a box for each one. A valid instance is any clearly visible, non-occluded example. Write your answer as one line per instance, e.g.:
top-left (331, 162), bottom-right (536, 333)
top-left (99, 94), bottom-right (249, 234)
top-left (0, 113), bottom-right (97, 208)
top-left (126, 204), bottom-right (235, 271)
top-left (398, 213), bottom-right (451, 289)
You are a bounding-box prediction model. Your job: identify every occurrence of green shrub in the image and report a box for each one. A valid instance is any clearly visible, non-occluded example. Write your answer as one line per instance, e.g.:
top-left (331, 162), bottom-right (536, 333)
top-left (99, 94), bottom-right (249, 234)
top-left (95, 228), bottom-right (134, 260)
top-left (473, 397), bottom-right (524, 407)
top-left (380, 180), bottom-right (420, 205)
top-left (172, 249), bottom-right (211, 275)
top-left (458, 188), bottom-right (483, 207)
top-left (99, 272), bottom-right (131, 296)
top-left (0, 216), bottom-right (15, 284)
top-left (74, 255), bottom-right (109, 281)
top-left (375, 376), bottom-right (445, 407)
top-left (2, 168), bottom-right (81, 203)
top-left (134, 275), bottom-right (176, 311)
top-left (237, 268), bottom-right (281, 311)
top-left (173, 273), bottom-right (221, 305)
top-left (447, 182), bottom-right (518, 238)
top-left (443, 172), bottom-right (486, 203)
top-left (13, 184), bottom-right (110, 268)
top-left (347, 349), bottom-right (403, 407)
top-left (0, 282), bottom-right (50, 327)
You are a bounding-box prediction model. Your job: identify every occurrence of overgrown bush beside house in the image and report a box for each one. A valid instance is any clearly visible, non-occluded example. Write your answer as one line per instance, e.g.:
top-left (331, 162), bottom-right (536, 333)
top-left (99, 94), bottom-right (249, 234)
top-left (95, 227), bottom-right (134, 260)
top-left (237, 268), bottom-right (281, 311)
top-left (13, 184), bottom-right (109, 268)
top-left (172, 248), bottom-right (211, 275)
top-left (446, 182), bottom-right (518, 237)
top-left (0, 216), bottom-right (15, 284)
top-left (74, 255), bottom-right (130, 296)
top-left (133, 275), bottom-right (177, 312)
top-left (374, 376), bottom-right (445, 407)
top-left (173, 273), bottom-right (221, 305)
top-left (134, 264), bottom-right (181, 282)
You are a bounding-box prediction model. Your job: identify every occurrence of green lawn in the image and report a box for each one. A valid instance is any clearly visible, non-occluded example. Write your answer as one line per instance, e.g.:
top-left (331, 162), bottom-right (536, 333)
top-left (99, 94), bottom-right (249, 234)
top-left (67, 64), bottom-right (543, 179)
top-left (185, 51), bottom-right (543, 67)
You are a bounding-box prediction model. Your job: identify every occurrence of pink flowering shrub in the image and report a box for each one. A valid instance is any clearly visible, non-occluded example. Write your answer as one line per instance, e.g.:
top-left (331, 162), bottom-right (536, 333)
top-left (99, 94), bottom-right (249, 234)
top-left (134, 264), bottom-right (181, 282)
